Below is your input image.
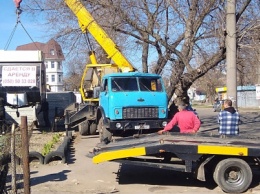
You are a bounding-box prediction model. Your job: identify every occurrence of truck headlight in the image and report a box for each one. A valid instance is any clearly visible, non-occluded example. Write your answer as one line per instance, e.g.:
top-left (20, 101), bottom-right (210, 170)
top-left (162, 121), bottom-right (167, 127)
top-left (116, 123), bottom-right (122, 129)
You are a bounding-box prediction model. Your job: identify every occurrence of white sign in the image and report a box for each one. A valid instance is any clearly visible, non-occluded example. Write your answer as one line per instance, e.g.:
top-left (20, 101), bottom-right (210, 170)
top-left (2, 66), bottom-right (37, 86)
top-left (256, 85), bottom-right (260, 99)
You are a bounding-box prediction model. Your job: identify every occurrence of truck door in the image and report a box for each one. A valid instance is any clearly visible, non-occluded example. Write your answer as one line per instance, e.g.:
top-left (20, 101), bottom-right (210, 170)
top-left (99, 78), bottom-right (109, 117)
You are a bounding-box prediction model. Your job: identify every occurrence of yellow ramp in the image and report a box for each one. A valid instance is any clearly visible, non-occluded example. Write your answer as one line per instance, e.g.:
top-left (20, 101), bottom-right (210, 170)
top-left (93, 147), bottom-right (146, 164)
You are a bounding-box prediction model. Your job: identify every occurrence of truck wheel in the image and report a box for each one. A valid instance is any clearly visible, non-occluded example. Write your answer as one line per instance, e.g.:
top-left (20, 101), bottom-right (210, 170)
top-left (213, 158), bottom-right (252, 193)
top-left (78, 121), bottom-right (89, 136)
top-left (89, 122), bottom-right (97, 135)
top-left (98, 118), bottom-right (112, 144)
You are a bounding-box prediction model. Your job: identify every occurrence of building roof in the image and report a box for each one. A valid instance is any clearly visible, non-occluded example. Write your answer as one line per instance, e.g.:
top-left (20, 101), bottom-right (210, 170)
top-left (216, 85), bottom-right (256, 92)
top-left (16, 39), bottom-right (64, 60)
top-left (237, 85), bottom-right (256, 91)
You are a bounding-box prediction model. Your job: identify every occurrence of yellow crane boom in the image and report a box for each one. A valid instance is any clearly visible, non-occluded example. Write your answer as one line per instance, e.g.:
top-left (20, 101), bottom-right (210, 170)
top-left (64, 0), bottom-right (135, 72)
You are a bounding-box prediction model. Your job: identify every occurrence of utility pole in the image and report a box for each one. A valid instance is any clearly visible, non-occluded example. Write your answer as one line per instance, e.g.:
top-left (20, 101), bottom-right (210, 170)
top-left (226, 0), bottom-right (237, 108)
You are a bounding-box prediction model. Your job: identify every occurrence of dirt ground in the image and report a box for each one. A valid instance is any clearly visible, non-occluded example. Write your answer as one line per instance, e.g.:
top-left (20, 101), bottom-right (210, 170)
top-left (3, 107), bottom-right (260, 193)
top-left (27, 131), bottom-right (260, 194)
top-left (29, 131), bottom-right (64, 154)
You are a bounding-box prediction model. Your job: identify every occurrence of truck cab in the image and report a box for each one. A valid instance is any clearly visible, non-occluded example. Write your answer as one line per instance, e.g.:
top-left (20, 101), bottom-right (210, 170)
top-left (97, 72), bottom-right (168, 143)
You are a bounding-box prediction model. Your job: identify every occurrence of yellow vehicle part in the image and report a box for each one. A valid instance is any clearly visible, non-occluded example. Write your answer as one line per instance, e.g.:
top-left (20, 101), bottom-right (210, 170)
top-left (64, 0), bottom-right (135, 73)
top-left (80, 63), bottom-right (119, 102)
top-left (93, 147), bottom-right (146, 164)
top-left (198, 145), bottom-right (248, 156)
top-left (93, 144), bottom-right (249, 164)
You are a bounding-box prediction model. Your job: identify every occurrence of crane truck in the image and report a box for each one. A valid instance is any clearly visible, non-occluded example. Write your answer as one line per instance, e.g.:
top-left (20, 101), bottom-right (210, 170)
top-left (64, 0), bottom-right (168, 143)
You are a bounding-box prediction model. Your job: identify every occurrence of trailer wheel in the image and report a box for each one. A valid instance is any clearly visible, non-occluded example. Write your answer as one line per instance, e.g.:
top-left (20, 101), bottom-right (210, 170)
top-left (89, 122), bottom-right (97, 135)
top-left (98, 118), bottom-right (112, 144)
top-left (78, 121), bottom-right (89, 136)
top-left (213, 158), bottom-right (252, 193)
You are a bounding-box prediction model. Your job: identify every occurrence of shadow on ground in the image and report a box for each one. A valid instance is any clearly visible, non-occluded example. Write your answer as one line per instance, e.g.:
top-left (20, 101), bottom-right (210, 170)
top-left (116, 164), bottom-right (217, 190)
top-left (30, 170), bottom-right (71, 186)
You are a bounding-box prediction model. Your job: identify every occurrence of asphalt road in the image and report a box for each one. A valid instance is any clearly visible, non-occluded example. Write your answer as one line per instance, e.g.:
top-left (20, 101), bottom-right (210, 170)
top-left (28, 107), bottom-right (260, 194)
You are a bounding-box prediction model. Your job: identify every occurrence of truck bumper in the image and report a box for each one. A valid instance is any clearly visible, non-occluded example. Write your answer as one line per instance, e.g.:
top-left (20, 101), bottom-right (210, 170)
top-left (108, 119), bottom-right (168, 131)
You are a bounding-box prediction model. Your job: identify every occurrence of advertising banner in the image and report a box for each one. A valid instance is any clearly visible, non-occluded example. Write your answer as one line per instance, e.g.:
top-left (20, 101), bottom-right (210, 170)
top-left (2, 66), bottom-right (37, 86)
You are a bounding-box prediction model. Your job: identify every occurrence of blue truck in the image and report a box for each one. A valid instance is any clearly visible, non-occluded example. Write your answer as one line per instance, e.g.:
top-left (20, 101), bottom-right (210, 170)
top-left (68, 71), bottom-right (168, 144)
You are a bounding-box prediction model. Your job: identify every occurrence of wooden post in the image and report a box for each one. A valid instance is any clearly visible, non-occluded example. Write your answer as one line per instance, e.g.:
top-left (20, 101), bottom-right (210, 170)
top-left (65, 110), bottom-right (69, 136)
top-left (11, 124), bottom-right (17, 193)
top-left (20, 116), bottom-right (30, 194)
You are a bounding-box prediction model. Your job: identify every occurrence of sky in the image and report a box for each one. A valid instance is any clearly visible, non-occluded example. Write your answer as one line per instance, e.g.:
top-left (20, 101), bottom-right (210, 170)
top-left (0, 0), bottom-right (142, 72)
top-left (0, 0), bottom-right (48, 50)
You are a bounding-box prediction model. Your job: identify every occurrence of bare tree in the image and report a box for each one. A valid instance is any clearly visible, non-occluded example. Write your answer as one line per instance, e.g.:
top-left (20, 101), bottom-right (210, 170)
top-left (86, 0), bottom-right (253, 104)
top-left (23, 0), bottom-right (257, 105)
top-left (194, 65), bottom-right (226, 104)
top-left (236, 1), bottom-right (260, 85)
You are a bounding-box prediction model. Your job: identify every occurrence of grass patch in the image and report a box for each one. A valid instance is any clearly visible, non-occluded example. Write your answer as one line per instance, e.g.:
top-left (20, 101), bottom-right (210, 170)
top-left (42, 133), bottom-right (62, 156)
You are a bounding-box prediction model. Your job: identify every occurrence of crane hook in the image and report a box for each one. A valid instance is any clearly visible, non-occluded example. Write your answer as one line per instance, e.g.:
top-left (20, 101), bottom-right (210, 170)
top-left (14, 0), bottom-right (23, 22)
top-left (13, 0), bottom-right (22, 8)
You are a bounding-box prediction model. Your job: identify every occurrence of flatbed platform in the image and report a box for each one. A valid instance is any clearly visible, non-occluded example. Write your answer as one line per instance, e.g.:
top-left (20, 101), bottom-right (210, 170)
top-left (91, 132), bottom-right (260, 193)
top-left (92, 132), bottom-right (260, 164)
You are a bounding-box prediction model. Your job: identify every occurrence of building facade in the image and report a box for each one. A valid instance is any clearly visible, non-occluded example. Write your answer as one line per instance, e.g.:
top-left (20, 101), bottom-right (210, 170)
top-left (16, 39), bottom-right (65, 92)
top-left (216, 86), bottom-right (260, 108)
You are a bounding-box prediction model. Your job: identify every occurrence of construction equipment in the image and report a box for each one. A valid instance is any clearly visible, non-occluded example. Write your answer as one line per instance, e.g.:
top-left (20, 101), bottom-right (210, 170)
top-left (91, 132), bottom-right (260, 193)
top-left (64, 0), bottom-right (168, 143)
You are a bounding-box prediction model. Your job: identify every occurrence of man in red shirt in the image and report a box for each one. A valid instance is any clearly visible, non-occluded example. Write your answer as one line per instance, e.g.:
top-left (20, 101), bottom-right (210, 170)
top-left (158, 102), bottom-right (201, 134)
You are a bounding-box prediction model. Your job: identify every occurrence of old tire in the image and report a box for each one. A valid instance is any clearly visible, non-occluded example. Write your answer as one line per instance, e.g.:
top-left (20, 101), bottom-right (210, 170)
top-left (213, 158), bottom-right (252, 193)
top-left (44, 151), bottom-right (64, 164)
top-left (78, 120), bottom-right (89, 136)
top-left (89, 122), bottom-right (97, 135)
top-left (97, 118), bottom-right (112, 144)
top-left (29, 151), bottom-right (44, 164)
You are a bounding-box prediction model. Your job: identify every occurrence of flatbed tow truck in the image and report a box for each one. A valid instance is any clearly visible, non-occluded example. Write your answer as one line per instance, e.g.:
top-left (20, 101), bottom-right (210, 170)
top-left (91, 132), bottom-right (260, 193)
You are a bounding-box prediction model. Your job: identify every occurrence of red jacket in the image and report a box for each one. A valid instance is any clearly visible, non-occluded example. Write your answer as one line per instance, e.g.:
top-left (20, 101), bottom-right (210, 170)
top-left (163, 110), bottom-right (201, 133)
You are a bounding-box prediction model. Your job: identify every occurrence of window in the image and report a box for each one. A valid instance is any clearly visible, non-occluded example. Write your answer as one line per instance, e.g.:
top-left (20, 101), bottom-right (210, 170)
top-left (101, 79), bottom-right (108, 92)
top-left (51, 75), bottom-right (55, 82)
top-left (111, 77), bottom-right (138, 92)
top-left (58, 74), bottom-right (62, 82)
top-left (139, 77), bottom-right (163, 92)
top-left (50, 49), bottom-right (55, 55)
top-left (46, 75), bottom-right (49, 82)
top-left (45, 62), bottom-right (48, 69)
top-left (58, 62), bottom-right (61, 69)
top-left (51, 61), bottom-right (55, 68)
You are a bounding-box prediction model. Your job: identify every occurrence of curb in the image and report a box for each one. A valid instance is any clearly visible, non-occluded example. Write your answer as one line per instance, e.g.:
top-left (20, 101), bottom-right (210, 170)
top-left (44, 131), bottom-right (72, 164)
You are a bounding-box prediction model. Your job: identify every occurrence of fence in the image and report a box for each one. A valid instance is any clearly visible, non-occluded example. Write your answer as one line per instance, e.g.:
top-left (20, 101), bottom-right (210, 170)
top-left (0, 117), bottom-right (32, 194)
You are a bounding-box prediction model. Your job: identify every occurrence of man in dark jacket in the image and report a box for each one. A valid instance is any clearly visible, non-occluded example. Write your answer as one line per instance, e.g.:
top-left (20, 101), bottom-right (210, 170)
top-left (218, 99), bottom-right (240, 135)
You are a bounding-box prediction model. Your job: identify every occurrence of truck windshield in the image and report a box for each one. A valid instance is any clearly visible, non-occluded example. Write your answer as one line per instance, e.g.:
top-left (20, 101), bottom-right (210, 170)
top-left (139, 77), bottom-right (163, 91)
top-left (112, 77), bottom-right (138, 91)
top-left (111, 77), bottom-right (163, 92)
